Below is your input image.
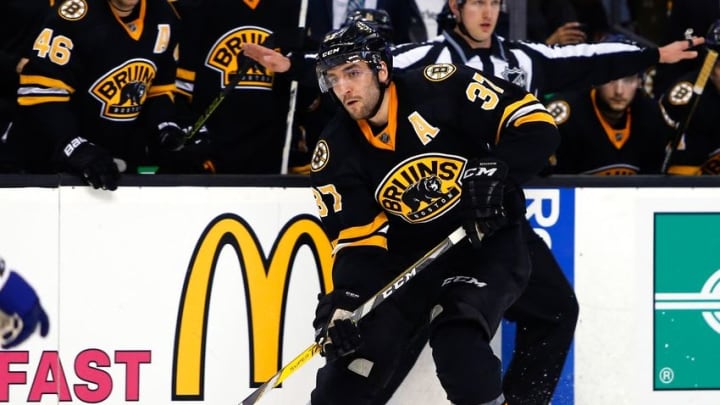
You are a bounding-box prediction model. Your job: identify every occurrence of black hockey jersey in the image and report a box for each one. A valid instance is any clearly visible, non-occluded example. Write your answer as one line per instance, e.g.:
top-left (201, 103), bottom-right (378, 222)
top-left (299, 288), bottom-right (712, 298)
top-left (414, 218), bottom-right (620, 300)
top-left (310, 64), bottom-right (559, 288)
top-left (546, 88), bottom-right (671, 174)
top-left (14, 0), bottom-right (179, 171)
top-left (659, 69), bottom-right (720, 175)
top-left (173, 0), bottom-right (300, 173)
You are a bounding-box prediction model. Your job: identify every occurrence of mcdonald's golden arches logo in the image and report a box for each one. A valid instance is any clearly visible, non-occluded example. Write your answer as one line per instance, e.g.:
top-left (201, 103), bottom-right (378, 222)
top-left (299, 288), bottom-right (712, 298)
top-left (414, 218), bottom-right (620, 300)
top-left (172, 213), bottom-right (333, 400)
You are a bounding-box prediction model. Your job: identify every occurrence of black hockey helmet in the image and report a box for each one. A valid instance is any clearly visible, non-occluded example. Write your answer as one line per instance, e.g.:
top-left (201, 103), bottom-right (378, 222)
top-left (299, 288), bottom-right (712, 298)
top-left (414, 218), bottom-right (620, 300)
top-left (316, 20), bottom-right (392, 93)
top-left (344, 8), bottom-right (394, 41)
top-left (707, 19), bottom-right (720, 50)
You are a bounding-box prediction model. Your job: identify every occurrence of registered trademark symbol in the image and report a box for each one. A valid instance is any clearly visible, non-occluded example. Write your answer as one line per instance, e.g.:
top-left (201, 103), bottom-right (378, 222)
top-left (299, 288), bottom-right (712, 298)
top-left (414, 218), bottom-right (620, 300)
top-left (659, 367), bottom-right (675, 384)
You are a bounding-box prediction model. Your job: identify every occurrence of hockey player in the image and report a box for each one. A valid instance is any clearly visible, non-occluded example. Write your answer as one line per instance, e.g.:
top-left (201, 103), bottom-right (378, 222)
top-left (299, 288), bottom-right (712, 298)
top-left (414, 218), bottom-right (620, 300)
top-left (387, 2), bottom-right (704, 403)
top-left (0, 0), bottom-right (53, 172)
top-left (0, 257), bottom-right (50, 349)
top-left (658, 20), bottom-right (720, 175)
top-left (8, 0), bottom-right (182, 190)
top-left (546, 38), bottom-right (673, 175)
top-left (163, 0), bottom-right (301, 174)
top-left (309, 20), bottom-right (559, 405)
top-left (242, 5), bottom-right (703, 402)
top-left (395, 1), bottom-right (704, 100)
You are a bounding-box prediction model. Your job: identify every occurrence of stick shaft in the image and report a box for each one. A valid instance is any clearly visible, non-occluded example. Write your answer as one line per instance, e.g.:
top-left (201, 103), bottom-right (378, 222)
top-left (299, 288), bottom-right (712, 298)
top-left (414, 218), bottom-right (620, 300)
top-left (280, 0), bottom-right (310, 174)
top-left (185, 35), bottom-right (275, 139)
top-left (238, 226), bottom-right (467, 405)
top-left (660, 49), bottom-right (718, 174)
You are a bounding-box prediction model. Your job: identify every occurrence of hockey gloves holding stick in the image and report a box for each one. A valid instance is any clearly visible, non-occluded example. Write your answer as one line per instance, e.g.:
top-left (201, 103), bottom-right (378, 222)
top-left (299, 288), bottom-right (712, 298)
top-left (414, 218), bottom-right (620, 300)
top-left (63, 137), bottom-right (120, 191)
top-left (313, 289), bottom-right (362, 362)
top-left (157, 122), bottom-right (187, 152)
top-left (0, 269), bottom-right (50, 349)
top-left (460, 158), bottom-right (509, 246)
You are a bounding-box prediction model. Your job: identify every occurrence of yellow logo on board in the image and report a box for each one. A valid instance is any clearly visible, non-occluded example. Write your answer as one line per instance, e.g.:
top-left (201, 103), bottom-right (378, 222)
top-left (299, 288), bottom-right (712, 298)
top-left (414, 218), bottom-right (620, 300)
top-left (172, 214), bottom-right (333, 399)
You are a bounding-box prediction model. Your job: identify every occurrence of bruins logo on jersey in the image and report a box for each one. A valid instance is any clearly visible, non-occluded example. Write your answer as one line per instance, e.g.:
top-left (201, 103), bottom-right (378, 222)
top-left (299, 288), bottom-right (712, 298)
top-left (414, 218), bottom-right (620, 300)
top-left (59, 0), bottom-right (87, 21)
top-left (423, 64), bottom-right (456, 82)
top-left (207, 27), bottom-right (274, 89)
top-left (376, 153), bottom-right (466, 223)
top-left (545, 100), bottom-right (570, 125)
top-left (311, 140), bottom-right (330, 172)
top-left (668, 81), bottom-right (693, 105)
top-left (90, 59), bottom-right (156, 121)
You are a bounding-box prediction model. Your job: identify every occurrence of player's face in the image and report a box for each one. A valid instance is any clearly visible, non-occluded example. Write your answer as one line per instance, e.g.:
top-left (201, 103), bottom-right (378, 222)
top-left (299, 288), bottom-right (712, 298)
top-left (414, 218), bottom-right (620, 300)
top-left (327, 61), bottom-right (383, 120)
top-left (452, 0), bottom-right (501, 48)
top-left (597, 75), bottom-right (640, 111)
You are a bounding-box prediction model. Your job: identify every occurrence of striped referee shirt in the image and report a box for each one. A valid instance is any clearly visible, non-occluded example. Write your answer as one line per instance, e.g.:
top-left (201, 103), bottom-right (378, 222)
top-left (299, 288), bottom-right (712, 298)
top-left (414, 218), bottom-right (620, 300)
top-left (392, 30), bottom-right (660, 96)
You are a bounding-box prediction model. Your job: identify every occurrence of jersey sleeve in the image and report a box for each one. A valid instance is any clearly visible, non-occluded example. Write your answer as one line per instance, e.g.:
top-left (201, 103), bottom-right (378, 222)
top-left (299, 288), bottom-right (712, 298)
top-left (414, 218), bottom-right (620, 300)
top-left (520, 41), bottom-right (658, 94)
top-left (17, 11), bottom-right (82, 149)
top-left (309, 129), bottom-right (393, 295)
top-left (452, 65), bottom-right (560, 183)
top-left (544, 94), bottom-right (579, 174)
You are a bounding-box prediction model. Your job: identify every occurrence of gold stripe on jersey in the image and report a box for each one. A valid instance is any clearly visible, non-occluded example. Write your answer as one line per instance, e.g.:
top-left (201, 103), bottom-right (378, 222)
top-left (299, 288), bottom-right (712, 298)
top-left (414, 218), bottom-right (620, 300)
top-left (667, 165), bottom-right (702, 176)
top-left (110, 0), bottom-right (147, 41)
top-left (332, 212), bottom-right (389, 254)
top-left (148, 83), bottom-right (176, 100)
top-left (176, 67), bottom-right (195, 82)
top-left (358, 83), bottom-right (398, 151)
top-left (18, 95), bottom-right (71, 106)
top-left (513, 111), bottom-right (556, 128)
top-left (495, 93), bottom-right (542, 144)
top-left (20, 75), bottom-right (75, 93)
top-left (591, 88), bottom-right (631, 150)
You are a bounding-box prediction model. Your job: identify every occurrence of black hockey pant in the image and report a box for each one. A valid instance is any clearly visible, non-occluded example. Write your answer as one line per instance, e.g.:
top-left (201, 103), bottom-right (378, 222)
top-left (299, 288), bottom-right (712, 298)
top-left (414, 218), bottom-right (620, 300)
top-left (501, 218), bottom-right (578, 405)
top-left (310, 222), bottom-right (530, 405)
top-left (371, 218), bottom-right (578, 405)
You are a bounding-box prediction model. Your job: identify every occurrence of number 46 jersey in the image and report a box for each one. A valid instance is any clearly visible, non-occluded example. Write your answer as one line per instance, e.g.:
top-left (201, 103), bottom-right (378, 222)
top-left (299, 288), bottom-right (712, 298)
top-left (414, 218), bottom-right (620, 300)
top-left (14, 0), bottom-right (179, 171)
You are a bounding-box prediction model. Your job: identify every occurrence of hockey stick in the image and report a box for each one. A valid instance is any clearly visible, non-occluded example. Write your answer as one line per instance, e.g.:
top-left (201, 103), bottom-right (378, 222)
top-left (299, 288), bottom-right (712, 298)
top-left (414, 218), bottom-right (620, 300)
top-left (185, 35), bottom-right (275, 140)
top-left (280, 0), bottom-right (309, 174)
top-left (660, 48), bottom-right (718, 174)
top-left (238, 226), bottom-right (469, 405)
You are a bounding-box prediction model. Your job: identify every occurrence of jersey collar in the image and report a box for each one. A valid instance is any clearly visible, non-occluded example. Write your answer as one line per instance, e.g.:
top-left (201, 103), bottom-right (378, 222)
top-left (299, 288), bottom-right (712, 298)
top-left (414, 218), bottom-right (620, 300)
top-left (357, 83), bottom-right (398, 151)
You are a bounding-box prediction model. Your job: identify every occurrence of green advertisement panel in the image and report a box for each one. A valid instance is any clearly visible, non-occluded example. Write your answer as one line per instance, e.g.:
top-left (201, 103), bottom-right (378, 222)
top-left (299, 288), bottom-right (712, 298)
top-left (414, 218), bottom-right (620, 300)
top-left (654, 213), bottom-right (720, 390)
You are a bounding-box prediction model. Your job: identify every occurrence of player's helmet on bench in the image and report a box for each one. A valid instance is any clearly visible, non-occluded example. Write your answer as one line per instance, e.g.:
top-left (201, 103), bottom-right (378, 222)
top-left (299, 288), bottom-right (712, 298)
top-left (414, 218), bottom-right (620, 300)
top-left (707, 19), bottom-right (720, 50)
top-left (344, 8), bottom-right (394, 41)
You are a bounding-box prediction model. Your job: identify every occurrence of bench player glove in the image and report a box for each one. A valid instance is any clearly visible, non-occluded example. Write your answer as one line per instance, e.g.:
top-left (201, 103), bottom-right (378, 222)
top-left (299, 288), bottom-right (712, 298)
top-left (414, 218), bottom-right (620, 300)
top-left (157, 122), bottom-right (187, 152)
top-left (0, 270), bottom-right (50, 349)
top-left (313, 289), bottom-right (362, 362)
top-left (63, 137), bottom-right (120, 191)
top-left (460, 158), bottom-right (509, 246)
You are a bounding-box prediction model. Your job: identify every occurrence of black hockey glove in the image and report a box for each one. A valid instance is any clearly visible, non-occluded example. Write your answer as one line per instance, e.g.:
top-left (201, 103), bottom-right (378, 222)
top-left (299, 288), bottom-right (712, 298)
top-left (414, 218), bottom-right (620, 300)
top-left (460, 158), bottom-right (509, 246)
top-left (63, 137), bottom-right (120, 191)
top-left (156, 126), bottom-right (216, 174)
top-left (157, 122), bottom-right (187, 152)
top-left (313, 289), bottom-right (362, 362)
